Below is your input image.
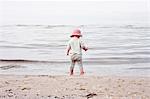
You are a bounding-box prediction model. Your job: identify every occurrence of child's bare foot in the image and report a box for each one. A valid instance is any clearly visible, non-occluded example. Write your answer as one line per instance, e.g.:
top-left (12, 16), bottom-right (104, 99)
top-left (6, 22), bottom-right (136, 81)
top-left (70, 72), bottom-right (73, 76)
top-left (80, 67), bottom-right (84, 75)
top-left (80, 72), bottom-right (84, 75)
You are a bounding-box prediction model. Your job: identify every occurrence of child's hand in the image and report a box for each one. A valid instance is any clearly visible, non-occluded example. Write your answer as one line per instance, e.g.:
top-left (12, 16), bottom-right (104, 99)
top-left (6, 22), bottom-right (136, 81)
top-left (83, 47), bottom-right (88, 51)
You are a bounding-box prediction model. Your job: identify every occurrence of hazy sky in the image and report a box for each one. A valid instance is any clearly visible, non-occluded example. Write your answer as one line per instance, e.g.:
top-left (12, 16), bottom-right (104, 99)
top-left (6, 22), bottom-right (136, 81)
top-left (0, 0), bottom-right (149, 25)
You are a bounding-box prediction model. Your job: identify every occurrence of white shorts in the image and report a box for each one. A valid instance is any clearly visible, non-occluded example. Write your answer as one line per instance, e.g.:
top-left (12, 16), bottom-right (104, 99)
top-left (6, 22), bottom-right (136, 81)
top-left (70, 53), bottom-right (83, 69)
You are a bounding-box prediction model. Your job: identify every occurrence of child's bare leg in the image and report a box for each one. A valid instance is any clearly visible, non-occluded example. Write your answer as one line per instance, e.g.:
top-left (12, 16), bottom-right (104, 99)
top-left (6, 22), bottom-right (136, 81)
top-left (80, 67), bottom-right (84, 75)
top-left (70, 60), bottom-right (75, 76)
top-left (77, 60), bottom-right (84, 75)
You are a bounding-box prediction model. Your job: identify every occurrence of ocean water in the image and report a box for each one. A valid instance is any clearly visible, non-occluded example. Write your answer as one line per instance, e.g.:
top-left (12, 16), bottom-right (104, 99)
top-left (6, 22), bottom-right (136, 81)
top-left (0, 24), bottom-right (150, 76)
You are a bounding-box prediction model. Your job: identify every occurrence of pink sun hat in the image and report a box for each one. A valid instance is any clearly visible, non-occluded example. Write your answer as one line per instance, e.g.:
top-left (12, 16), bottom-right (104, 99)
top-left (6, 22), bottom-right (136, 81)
top-left (70, 29), bottom-right (82, 37)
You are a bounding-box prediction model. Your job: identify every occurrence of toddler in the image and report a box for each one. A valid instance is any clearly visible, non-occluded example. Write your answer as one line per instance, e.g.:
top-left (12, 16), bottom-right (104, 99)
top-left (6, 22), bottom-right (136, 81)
top-left (66, 29), bottom-right (88, 75)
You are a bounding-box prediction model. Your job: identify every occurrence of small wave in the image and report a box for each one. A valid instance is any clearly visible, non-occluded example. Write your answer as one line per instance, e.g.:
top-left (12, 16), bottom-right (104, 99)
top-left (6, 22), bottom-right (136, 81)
top-left (128, 67), bottom-right (150, 70)
top-left (44, 25), bottom-right (74, 29)
top-left (95, 51), bottom-right (150, 56)
top-left (90, 45), bottom-right (150, 50)
top-left (85, 57), bottom-right (150, 64)
top-left (120, 25), bottom-right (150, 29)
top-left (1, 57), bottom-right (150, 65)
top-left (0, 59), bottom-right (40, 62)
top-left (25, 44), bottom-right (65, 49)
top-left (0, 44), bottom-right (65, 49)
top-left (0, 45), bottom-right (36, 49)
top-left (86, 57), bottom-right (150, 60)
top-left (1, 24), bottom-right (150, 29)
top-left (15, 24), bottom-right (75, 28)
top-left (0, 24), bottom-right (75, 28)
top-left (0, 59), bottom-right (68, 63)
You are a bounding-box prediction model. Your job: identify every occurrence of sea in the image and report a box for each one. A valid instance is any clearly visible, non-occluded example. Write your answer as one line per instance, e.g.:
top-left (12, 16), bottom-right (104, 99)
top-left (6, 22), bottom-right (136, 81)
top-left (0, 24), bottom-right (150, 76)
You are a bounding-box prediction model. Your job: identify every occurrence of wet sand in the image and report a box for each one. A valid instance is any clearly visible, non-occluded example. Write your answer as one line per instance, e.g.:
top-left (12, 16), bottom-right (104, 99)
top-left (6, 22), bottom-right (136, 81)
top-left (0, 75), bottom-right (150, 99)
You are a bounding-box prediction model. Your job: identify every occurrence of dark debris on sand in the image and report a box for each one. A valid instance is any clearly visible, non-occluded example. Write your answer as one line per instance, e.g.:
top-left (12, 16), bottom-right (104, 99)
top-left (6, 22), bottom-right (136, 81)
top-left (85, 93), bottom-right (97, 99)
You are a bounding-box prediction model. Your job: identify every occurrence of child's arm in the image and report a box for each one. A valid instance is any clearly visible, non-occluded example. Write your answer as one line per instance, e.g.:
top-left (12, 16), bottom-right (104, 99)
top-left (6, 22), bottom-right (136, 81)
top-left (66, 46), bottom-right (71, 55)
top-left (80, 40), bottom-right (88, 51)
top-left (66, 41), bottom-right (71, 55)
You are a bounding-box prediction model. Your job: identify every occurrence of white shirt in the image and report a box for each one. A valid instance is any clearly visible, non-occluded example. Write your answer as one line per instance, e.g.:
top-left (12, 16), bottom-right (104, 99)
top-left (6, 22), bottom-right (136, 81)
top-left (67, 37), bottom-right (85, 55)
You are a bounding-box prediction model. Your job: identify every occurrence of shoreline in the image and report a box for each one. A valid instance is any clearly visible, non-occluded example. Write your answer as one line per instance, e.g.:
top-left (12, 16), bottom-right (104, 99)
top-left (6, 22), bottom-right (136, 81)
top-left (0, 75), bottom-right (149, 99)
top-left (1, 62), bottom-right (150, 77)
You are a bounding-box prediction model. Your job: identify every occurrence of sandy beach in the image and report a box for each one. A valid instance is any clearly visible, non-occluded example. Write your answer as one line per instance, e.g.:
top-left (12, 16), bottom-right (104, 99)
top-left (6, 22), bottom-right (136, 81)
top-left (0, 75), bottom-right (149, 99)
top-left (1, 0), bottom-right (149, 98)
